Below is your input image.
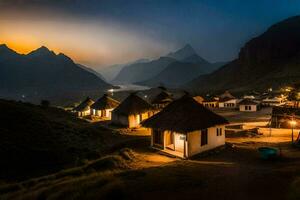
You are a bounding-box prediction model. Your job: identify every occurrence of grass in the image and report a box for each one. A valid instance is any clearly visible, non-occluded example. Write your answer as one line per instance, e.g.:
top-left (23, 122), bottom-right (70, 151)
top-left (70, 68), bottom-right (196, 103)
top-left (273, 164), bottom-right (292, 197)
top-left (0, 148), bottom-right (135, 199)
top-left (0, 99), bottom-right (141, 181)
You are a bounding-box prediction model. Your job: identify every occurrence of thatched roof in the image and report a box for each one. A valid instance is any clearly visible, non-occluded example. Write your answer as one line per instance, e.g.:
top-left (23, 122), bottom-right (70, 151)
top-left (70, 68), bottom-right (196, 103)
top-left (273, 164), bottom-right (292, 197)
top-left (91, 94), bottom-right (120, 110)
top-left (219, 96), bottom-right (235, 102)
top-left (73, 97), bottom-right (94, 112)
top-left (142, 95), bottom-right (228, 133)
top-left (219, 91), bottom-right (235, 99)
top-left (113, 93), bottom-right (154, 115)
top-left (193, 96), bottom-right (204, 104)
top-left (239, 99), bottom-right (259, 105)
top-left (203, 96), bottom-right (218, 102)
top-left (151, 91), bottom-right (173, 105)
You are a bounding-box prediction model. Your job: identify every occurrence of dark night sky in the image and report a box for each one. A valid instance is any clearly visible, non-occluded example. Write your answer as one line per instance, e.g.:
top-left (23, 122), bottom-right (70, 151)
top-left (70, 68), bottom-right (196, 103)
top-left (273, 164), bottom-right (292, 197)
top-left (1, 0), bottom-right (300, 68)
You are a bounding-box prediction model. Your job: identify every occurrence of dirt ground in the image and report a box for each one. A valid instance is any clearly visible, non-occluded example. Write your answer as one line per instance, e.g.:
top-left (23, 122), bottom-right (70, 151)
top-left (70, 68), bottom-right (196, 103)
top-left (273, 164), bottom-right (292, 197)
top-left (114, 132), bottom-right (300, 200)
top-left (214, 107), bottom-right (272, 123)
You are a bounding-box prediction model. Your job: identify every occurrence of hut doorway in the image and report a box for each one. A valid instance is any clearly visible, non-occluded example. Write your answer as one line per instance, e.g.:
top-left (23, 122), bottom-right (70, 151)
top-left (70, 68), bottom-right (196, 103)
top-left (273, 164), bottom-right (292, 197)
top-left (153, 129), bottom-right (164, 148)
top-left (165, 132), bottom-right (175, 150)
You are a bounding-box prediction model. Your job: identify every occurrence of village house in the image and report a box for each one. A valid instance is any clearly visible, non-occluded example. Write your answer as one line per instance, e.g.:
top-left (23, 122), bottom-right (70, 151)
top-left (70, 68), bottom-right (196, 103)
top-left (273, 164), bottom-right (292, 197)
top-left (112, 93), bottom-right (155, 128)
top-left (142, 95), bottom-right (228, 158)
top-left (262, 95), bottom-right (286, 107)
top-left (218, 97), bottom-right (239, 108)
top-left (90, 94), bottom-right (120, 120)
top-left (202, 96), bottom-right (219, 108)
top-left (151, 90), bottom-right (173, 109)
top-left (239, 99), bottom-right (261, 112)
top-left (218, 91), bottom-right (239, 108)
top-left (73, 97), bottom-right (94, 117)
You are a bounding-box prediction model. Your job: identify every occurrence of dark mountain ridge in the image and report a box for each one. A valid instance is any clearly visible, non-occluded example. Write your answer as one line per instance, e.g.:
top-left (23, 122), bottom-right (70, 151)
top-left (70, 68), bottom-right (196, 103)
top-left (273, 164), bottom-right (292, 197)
top-left (185, 16), bottom-right (300, 93)
top-left (114, 44), bottom-right (221, 85)
top-left (0, 45), bottom-right (111, 105)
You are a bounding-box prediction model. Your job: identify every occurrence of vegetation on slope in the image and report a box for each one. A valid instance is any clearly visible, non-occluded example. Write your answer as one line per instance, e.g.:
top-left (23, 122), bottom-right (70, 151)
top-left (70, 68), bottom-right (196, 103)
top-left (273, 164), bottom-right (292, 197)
top-left (0, 99), bottom-right (133, 180)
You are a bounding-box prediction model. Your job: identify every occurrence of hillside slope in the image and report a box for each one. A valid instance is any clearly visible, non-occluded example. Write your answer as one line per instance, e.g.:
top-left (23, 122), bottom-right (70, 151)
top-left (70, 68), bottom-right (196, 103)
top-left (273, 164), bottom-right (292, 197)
top-left (0, 99), bottom-right (127, 180)
top-left (185, 16), bottom-right (300, 93)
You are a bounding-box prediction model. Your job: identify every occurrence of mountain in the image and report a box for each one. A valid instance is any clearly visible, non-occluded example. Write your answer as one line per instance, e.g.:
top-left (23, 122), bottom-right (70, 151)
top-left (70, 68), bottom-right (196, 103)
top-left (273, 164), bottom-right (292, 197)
top-left (77, 64), bottom-right (106, 81)
top-left (185, 16), bottom-right (300, 93)
top-left (113, 45), bottom-right (212, 84)
top-left (167, 44), bottom-right (197, 60)
top-left (138, 61), bottom-right (207, 87)
top-left (138, 60), bottom-right (226, 87)
top-left (136, 47), bottom-right (225, 87)
top-left (0, 45), bottom-right (112, 104)
top-left (99, 59), bottom-right (150, 82)
top-left (113, 56), bottom-right (177, 84)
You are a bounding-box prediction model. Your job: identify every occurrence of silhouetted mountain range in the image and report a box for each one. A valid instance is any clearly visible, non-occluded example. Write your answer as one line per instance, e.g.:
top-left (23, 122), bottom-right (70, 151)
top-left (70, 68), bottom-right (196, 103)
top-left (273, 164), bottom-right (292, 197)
top-left (185, 16), bottom-right (300, 93)
top-left (113, 44), bottom-right (223, 86)
top-left (0, 45), bottom-right (111, 104)
top-left (99, 59), bottom-right (150, 82)
top-left (113, 56), bottom-right (177, 84)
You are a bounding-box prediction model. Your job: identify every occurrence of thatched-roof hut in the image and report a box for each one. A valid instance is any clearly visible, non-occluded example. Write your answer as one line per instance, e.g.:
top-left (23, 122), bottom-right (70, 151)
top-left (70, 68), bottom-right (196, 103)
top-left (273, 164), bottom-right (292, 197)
top-left (90, 94), bottom-right (120, 119)
top-left (112, 93), bottom-right (154, 128)
top-left (142, 95), bottom-right (228, 158)
top-left (151, 91), bottom-right (173, 109)
top-left (73, 97), bottom-right (94, 117)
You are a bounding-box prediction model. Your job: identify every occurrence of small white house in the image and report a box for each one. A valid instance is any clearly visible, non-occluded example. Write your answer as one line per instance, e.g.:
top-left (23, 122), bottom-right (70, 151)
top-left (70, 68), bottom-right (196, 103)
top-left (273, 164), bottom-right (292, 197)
top-left (218, 97), bottom-right (239, 108)
top-left (262, 96), bottom-right (286, 107)
top-left (142, 95), bottom-right (228, 158)
top-left (239, 99), bottom-right (260, 112)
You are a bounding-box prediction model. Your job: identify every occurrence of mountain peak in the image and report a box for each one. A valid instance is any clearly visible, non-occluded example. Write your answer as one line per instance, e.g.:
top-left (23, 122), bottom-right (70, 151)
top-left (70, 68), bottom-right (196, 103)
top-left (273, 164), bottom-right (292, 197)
top-left (167, 44), bottom-right (197, 61)
top-left (0, 44), bottom-right (19, 58)
top-left (28, 46), bottom-right (56, 57)
top-left (182, 44), bottom-right (194, 51)
top-left (0, 44), bottom-right (9, 49)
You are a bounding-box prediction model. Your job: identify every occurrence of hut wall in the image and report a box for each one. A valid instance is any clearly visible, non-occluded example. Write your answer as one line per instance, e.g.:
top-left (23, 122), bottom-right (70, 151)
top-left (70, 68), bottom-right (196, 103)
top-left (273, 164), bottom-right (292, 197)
top-left (112, 113), bottom-right (129, 127)
top-left (187, 126), bottom-right (225, 157)
top-left (239, 105), bottom-right (257, 112)
top-left (203, 102), bottom-right (218, 108)
top-left (78, 110), bottom-right (90, 117)
top-left (128, 111), bottom-right (153, 128)
top-left (105, 108), bottom-right (113, 119)
top-left (219, 99), bottom-right (238, 108)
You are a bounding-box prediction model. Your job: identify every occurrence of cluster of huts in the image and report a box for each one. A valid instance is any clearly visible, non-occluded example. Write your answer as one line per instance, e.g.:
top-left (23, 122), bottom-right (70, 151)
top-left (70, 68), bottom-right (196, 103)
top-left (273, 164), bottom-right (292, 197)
top-left (199, 91), bottom-right (287, 112)
top-left (72, 89), bottom-right (229, 158)
top-left (72, 88), bottom-right (290, 158)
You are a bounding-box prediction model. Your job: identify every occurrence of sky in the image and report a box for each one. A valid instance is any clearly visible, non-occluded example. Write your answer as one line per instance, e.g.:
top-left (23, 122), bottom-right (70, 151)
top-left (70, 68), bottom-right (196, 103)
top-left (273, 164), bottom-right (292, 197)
top-left (1, 0), bottom-right (300, 69)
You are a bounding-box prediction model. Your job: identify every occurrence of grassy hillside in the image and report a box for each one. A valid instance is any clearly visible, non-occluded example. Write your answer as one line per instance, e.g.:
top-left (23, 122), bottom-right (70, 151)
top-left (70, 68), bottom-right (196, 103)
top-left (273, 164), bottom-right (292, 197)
top-left (0, 99), bottom-right (137, 180)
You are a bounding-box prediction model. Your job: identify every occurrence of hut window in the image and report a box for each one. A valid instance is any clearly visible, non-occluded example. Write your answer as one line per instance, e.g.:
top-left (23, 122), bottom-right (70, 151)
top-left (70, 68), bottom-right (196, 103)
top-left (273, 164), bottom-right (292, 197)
top-left (201, 129), bottom-right (208, 146)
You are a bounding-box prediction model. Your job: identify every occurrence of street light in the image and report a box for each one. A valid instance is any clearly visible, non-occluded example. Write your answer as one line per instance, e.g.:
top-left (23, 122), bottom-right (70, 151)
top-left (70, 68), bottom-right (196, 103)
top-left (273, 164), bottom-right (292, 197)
top-left (290, 120), bottom-right (297, 144)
